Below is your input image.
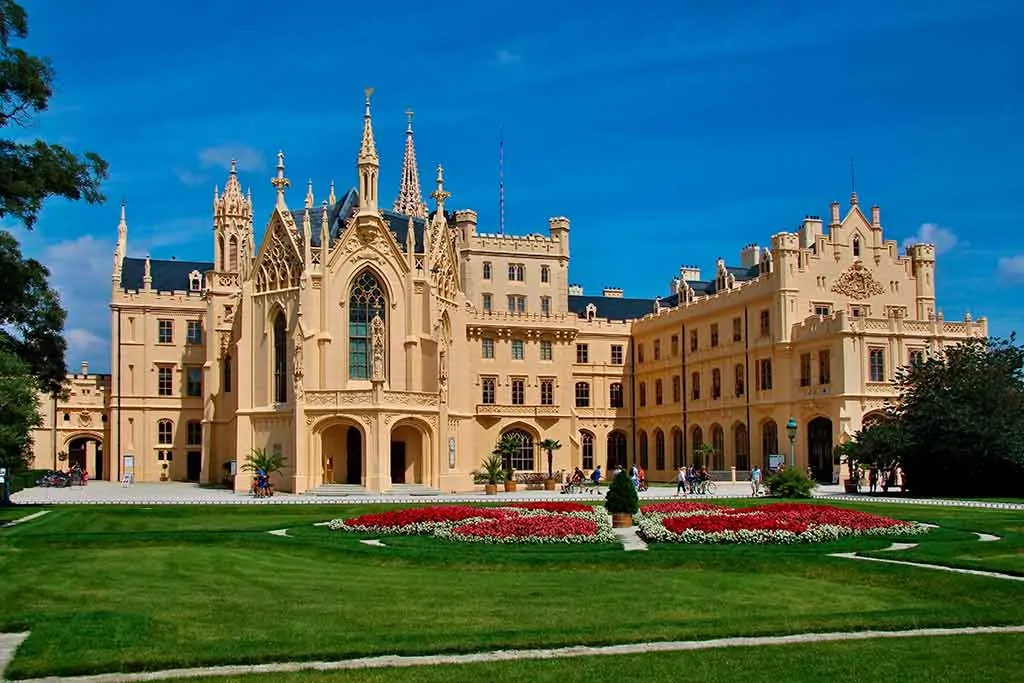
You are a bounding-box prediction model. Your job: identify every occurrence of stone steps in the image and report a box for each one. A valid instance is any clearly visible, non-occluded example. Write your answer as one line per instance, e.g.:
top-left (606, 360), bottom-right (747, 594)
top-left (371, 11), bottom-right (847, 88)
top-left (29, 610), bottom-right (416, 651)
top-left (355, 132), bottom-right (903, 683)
top-left (386, 483), bottom-right (442, 497)
top-left (304, 484), bottom-right (372, 497)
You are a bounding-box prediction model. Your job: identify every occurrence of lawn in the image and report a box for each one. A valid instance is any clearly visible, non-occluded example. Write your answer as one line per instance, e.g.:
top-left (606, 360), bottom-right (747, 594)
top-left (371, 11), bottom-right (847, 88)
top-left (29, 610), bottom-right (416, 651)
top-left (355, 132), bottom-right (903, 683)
top-left (0, 501), bottom-right (1022, 680)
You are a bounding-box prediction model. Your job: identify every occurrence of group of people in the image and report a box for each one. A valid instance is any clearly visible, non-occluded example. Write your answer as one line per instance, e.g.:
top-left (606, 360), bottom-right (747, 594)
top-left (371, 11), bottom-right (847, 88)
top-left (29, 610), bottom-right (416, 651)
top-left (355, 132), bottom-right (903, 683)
top-left (864, 466), bottom-right (906, 494)
top-left (249, 468), bottom-right (274, 498)
top-left (674, 464), bottom-right (716, 495)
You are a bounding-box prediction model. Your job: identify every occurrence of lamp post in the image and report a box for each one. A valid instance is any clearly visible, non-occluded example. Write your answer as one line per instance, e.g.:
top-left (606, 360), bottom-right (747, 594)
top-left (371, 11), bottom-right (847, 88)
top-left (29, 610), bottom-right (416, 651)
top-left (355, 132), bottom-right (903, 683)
top-left (786, 417), bottom-right (798, 469)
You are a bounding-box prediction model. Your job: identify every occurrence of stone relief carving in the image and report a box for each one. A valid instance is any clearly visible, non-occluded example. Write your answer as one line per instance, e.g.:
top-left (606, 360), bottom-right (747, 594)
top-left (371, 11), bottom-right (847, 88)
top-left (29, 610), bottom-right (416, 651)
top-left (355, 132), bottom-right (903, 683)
top-left (831, 261), bottom-right (886, 300)
top-left (305, 415), bottom-right (315, 426)
top-left (293, 336), bottom-right (304, 401)
top-left (438, 348), bottom-right (448, 404)
top-left (78, 411), bottom-right (92, 427)
top-left (383, 391), bottom-right (438, 408)
top-left (254, 219), bottom-right (303, 293)
top-left (448, 417), bottom-right (459, 431)
top-left (371, 314), bottom-right (385, 381)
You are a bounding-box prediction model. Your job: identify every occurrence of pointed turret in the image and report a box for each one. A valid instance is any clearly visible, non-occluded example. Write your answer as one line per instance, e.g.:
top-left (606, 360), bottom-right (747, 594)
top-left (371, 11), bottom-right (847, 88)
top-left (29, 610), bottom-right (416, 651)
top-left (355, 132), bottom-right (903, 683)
top-left (357, 88), bottom-right (380, 213)
top-left (393, 110), bottom-right (428, 218)
top-left (271, 151), bottom-right (290, 210)
top-left (112, 201), bottom-right (128, 286)
top-left (305, 179), bottom-right (314, 208)
top-left (213, 160), bottom-right (253, 275)
top-left (328, 180), bottom-right (336, 205)
top-left (143, 254), bottom-right (153, 291)
top-left (430, 164), bottom-right (450, 216)
top-left (319, 200), bottom-right (330, 261)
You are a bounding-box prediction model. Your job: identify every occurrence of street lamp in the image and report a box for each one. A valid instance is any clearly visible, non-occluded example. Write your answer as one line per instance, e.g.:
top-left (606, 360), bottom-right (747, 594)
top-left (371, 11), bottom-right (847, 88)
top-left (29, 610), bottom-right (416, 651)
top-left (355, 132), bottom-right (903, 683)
top-left (786, 417), bottom-right (798, 469)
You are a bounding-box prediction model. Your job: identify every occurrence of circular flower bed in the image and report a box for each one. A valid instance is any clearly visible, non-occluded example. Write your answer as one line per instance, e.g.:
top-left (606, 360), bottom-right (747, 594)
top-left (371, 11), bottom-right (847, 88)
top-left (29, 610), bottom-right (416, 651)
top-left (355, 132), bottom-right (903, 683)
top-left (328, 503), bottom-right (615, 544)
top-left (637, 502), bottom-right (929, 544)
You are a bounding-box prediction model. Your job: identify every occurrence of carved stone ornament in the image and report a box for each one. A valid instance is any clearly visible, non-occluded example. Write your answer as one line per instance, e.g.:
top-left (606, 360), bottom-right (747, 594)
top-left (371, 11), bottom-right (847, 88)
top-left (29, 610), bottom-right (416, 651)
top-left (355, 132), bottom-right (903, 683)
top-left (831, 261), bottom-right (886, 301)
top-left (371, 314), bottom-right (386, 381)
top-left (293, 336), bottom-right (304, 401)
top-left (78, 411), bottom-right (92, 427)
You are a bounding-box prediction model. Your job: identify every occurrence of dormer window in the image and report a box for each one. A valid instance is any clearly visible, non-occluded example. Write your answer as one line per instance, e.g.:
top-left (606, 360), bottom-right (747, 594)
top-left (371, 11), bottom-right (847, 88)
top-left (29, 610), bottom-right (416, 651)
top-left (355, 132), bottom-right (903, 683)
top-left (585, 303), bottom-right (597, 321)
top-left (852, 236), bottom-right (861, 258)
top-left (189, 270), bottom-right (203, 292)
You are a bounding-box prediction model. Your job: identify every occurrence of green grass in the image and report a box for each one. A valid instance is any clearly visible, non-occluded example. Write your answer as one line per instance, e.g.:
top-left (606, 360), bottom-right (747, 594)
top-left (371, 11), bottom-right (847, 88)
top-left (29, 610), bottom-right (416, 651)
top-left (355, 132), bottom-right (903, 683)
top-left (1, 501), bottom-right (1022, 680)
top-left (176, 633), bottom-right (1024, 682)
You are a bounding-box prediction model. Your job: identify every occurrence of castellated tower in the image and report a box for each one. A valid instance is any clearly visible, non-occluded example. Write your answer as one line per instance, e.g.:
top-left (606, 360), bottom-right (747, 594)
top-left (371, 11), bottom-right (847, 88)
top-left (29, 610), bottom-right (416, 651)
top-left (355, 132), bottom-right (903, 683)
top-left (907, 243), bottom-right (936, 320)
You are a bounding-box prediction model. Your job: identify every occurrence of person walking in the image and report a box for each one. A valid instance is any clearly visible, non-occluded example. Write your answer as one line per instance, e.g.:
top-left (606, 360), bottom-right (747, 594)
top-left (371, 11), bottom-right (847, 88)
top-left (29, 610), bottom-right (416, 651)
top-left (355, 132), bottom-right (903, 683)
top-left (676, 466), bottom-right (688, 496)
top-left (750, 465), bottom-right (762, 496)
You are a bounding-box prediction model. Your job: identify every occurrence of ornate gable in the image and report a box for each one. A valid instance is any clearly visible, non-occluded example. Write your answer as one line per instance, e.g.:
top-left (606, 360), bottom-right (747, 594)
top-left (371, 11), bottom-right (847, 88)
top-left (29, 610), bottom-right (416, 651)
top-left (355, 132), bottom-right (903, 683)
top-left (428, 215), bottom-right (460, 302)
top-left (331, 213), bottom-right (409, 274)
top-left (831, 261), bottom-right (886, 300)
top-left (253, 210), bottom-right (304, 293)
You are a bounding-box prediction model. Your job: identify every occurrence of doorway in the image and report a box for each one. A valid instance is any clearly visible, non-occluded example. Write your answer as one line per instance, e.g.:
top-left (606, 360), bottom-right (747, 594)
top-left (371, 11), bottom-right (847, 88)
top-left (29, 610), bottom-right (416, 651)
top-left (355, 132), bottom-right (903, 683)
top-left (345, 426), bottom-right (362, 485)
top-left (807, 417), bottom-right (834, 482)
top-left (390, 442), bottom-right (406, 484)
top-left (186, 451), bottom-right (201, 482)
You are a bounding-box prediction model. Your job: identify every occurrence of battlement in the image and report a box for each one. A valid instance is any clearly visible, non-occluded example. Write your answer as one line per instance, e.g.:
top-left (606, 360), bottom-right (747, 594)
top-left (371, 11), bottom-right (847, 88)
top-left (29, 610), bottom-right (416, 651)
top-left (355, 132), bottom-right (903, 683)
top-left (679, 265), bottom-right (702, 282)
top-left (568, 283), bottom-right (583, 295)
top-left (771, 231), bottom-right (800, 251)
top-left (602, 287), bottom-right (623, 298)
top-left (905, 242), bottom-right (936, 261)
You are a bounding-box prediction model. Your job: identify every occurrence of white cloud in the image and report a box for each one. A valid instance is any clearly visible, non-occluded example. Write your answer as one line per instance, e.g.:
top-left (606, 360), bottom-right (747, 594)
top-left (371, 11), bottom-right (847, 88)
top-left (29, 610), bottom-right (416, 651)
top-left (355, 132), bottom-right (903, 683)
top-left (997, 255), bottom-right (1024, 284)
top-left (174, 168), bottom-right (209, 186)
top-left (65, 328), bottom-right (106, 353)
top-left (901, 223), bottom-right (958, 255)
top-left (198, 144), bottom-right (265, 172)
top-left (493, 48), bottom-right (522, 66)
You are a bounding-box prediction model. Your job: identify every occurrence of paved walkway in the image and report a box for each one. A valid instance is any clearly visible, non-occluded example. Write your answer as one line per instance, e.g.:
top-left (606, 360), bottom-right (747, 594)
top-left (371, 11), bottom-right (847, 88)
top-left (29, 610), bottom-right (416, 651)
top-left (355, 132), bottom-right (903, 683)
top-left (9, 625), bottom-right (1024, 683)
top-left (10, 480), bottom-right (1024, 510)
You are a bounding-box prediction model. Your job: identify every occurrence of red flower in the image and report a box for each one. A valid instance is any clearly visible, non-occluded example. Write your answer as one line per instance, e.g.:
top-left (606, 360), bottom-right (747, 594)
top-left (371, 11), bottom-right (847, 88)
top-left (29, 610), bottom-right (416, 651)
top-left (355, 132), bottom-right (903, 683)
top-left (640, 501), bottom-right (723, 515)
top-left (452, 515), bottom-right (600, 539)
top-left (507, 501), bottom-right (592, 513)
top-left (344, 505), bottom-right (511, 529)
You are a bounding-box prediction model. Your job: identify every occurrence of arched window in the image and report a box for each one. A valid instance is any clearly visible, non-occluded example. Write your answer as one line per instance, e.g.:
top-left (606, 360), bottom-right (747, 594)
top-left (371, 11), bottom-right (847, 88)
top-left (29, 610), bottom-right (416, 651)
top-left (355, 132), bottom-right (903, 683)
top-left (712, 368), bottom-right (721, 399)
top-left (734, 363), bottom-right (745, 396)
top-left (639, 382), bottom-right (647, 407)
top-left (581, 430), bottom-right (594, 470)
top-left (609, 382), bottom-right (623, 408)
top-left (691, 425), bottom-right (703, 460)
top-left (654, 429), bottom-right (665, 470)
top-left (348, 270), bottom-right (387, 380)
top-left (762, 420), bottom-right (779, 464)
top-left (503, 429), bottom-right (534, 471)
top-left (228, 235), bottom-right (239, 271)
top-left (157, 419), bottom-right (173, 445)
top-left (671, 427), bottom-right (684, 468)
top-left (273, 311), bottom-right (287, 403)
top-left (852, 235), bottom-right (861, 258)
top-left (223, 354), bottom-right (232, 393)
top-left (711, 424), bottom-right (725, 470)
top-left (734, 423), bottom-right (749, 471)
top-left (218, 235), bottom-right (225, 271)
top-left (638, 431), bottom-right (648, 469)
top-left (607, 431), bottom-right (627, 470)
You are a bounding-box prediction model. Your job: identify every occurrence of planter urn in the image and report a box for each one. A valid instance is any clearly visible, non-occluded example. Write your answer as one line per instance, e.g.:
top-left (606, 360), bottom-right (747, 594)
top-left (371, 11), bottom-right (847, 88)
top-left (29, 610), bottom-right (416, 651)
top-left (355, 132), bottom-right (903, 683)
top-left (543, 478), bottom-right (556, 491)
top-left (504, 481), bottom-right (517, 493)
top-left (611, 512), bottom-right (634, 528)
top-left (484, 484), bottom-right (498, 495)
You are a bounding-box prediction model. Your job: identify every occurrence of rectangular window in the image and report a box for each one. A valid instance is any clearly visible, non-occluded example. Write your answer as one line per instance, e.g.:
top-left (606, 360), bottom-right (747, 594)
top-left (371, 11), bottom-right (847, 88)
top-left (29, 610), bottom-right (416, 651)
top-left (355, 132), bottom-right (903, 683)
top-left (850, 306), bottom-right (863, 318)
top-left (609, 383), bottom-right (623, 408)
top-left (186, 320), bottom-right (203, 345)
top-left (711, 369), bottom-right (721, 399)
top-left (186, 421), bottom-right (202, 447)
top-left (576, 344), bottom-right (589, 363)
top-left (759, 309), bottom-right (770, 337)
top-left (639, 383), bottom-right (647, 407)
top-left (481, 377), bottom-right (496, 404)
top-left (672, 375), bottom-right (680, 402)
top-left (819, 350), bottom-right (831, 384)
top-left (541, 296), bottom-right (551, 315)
top-left (507, 263), bottom-right (525, 281)
top-left (610, 345), bottom-right (623, 365)
top-left (540, 379), bottom-right (554, 405)
top-left (540, 265), bottom-right (550, 283)
top-left (481, 338), bottom-right (494, 359)
top-left (186, 366), bottom-right (203, 397)
top-left (670, 335), bottom-right (679, 356)
top-left (756, 359), bottom-right (773, 391)
top-left (158, 366), bottom-right (173, 396)
top-left (710, 324), bottom-right (719, 348)
top-left (507, 295), bottom-right (515, 313)
top-left (511, 339), bottom-right (525, 360)
top-left (909, 349), bottom-right (924, 366)
top-left (511, 378), bottom-right (525, 405)
top-left (689, 329), bottom-right (698, 352)
top-left (482, 293), bottom-right (492, 313)
top-left (223, 356), bottom-right (232, 393)
top-left (158, 319), bottom-right (173, 344)
top-left (799, 353), bottom-right (811, 387)
top-left (733, 317), bottom-right (742, 342)
top-left (691, 372), bottom-right (700, 400)
top-left (655, 379), bottom-right (663, 405)
top-left (735, 364), bottom-right (745, 396)
top-left (653, 340), bottom-right (661, 361)
top-left (482, 261), bottom-right (492, 280)
top-left (575, 382), bottom-right (590, 408)
top-left (638, 344), bottom-right (645, 363)
top-left (506, 295), bottom-right (526, 312)
top-left (814, 304), bottom-right (831, 317)
top-left (869, 347), bottom-right (885, 382)
top-left (540, 340), bottom-right (552, 361)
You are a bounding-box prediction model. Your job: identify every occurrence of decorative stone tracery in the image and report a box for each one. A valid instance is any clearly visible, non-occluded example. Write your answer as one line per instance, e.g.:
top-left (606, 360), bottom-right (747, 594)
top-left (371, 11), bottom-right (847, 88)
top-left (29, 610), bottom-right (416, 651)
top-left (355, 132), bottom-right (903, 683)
top-left (832, 261), bottom-right (886, 300)
top-left (254, 218), bottom-right (303, 293)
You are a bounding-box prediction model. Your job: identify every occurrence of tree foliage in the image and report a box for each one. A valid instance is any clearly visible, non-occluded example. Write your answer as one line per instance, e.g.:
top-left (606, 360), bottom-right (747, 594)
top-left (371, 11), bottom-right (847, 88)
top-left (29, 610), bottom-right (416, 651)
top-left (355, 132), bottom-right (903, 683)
top-left (240, 447), bottom-right (287, 477)
top-left (539, 438), bottom-right (561, 478)
top-left (850, 336), bottom-right (1024, 496)
top-left (0, 0), bottom-right (107, 229)
top-left (604, 469), bottom-right (639, 515)
top-left (0, 347), bottom-right (41, 503)
top-left (0, 230), bottom-right (67, 395)
top-left (493, 434), bottom-right (520, 478)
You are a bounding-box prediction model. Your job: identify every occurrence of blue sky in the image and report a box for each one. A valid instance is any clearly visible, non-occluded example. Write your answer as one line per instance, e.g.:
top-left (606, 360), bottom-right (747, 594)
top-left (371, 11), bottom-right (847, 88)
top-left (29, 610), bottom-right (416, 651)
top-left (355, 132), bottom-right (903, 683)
top-left (9, 0), bottom-right (1024, 372)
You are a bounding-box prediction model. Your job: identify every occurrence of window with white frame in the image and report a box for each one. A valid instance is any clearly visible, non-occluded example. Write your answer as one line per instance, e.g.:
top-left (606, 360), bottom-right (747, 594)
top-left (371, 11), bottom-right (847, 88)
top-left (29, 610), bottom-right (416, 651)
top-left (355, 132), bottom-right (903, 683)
top-left (481, 338), bottom-right (494, 359)
top-left (511, 339), bottom-right (525, 360)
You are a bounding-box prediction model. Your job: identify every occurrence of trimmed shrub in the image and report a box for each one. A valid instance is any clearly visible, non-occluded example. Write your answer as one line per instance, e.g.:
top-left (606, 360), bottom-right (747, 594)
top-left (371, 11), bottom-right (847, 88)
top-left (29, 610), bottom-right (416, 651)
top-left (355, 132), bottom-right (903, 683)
top-left (604, 469), bottom-right (639, 514)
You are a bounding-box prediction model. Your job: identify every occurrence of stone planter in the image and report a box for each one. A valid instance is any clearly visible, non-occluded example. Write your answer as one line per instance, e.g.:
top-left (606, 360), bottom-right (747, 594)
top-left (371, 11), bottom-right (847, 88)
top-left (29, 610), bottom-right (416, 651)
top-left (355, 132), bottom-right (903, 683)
top-left (843, 479), bottom-right (859, 494)
top-left (504, 481), bottom-right (517, 493)
top-left (543, 478), bottom-right (556, 491)
top-left (611, 512), bottom-right (634, 528)
top-left (484, 484), bottom-right (498, 495)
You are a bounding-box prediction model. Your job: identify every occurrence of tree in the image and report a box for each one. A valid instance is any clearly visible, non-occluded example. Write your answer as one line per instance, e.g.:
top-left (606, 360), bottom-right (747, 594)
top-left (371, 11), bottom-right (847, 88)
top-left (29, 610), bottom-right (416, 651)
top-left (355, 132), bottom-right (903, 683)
top-left (539, 438), bottom-right (561, 479)
top-left (0, 1), bottom-right (107, 229)
top-left (0, 348), bottom-right (41, 505)
top-left (240, 447), bottom-right (287, 478)
top-left (877, 336), bottom-right (1024, 496)
top-left (0, 230), bottom-right (67, 395)
top-left (492, 434), bottom-right (520, 481)
top-left (604, 469), bottom-right (639, 515)
top-left (844, 414), bottom-right (910, 480)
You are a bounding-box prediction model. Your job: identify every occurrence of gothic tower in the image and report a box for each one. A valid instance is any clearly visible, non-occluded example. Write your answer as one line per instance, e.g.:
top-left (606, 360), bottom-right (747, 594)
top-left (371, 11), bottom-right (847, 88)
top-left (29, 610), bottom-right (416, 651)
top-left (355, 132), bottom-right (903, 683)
top-left (357, 88), bottom-right (380, 214)
top-left (393, 110), bottom-right (428, 218)
top-left (213, 160), bottom-right (254, 275)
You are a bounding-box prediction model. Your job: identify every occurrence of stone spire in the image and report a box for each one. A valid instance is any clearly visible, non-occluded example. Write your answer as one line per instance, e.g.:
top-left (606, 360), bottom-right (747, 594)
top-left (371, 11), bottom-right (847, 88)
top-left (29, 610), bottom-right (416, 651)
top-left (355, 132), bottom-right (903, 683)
top-left (328, 180), bottom-right (336, 205)
top-left (305, 179), bottom-right (314, 208)
top-left (357, 88), bottom-right (379, 213)
top-left (112, 201), bottom-right (128, 285)
top-left (271, 151), bottom-right (290, 209)
top-left (143, 254), bottom-right (152, 291)
top-left (430, 164), bottom-right (450, 216)
top-left (216, 160), bottom-right (249, 218)
top-left (393, 109), bottom-right (428, 218)
top-left (319, 200), bottom-right (330, 257)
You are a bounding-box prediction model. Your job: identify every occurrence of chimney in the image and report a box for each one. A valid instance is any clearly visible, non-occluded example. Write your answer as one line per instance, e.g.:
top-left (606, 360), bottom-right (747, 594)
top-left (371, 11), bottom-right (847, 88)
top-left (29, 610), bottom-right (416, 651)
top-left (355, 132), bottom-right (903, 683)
top-left (602, 287), bottom-right (623, 298)
top-left (80, 361), bottom-right (89, 375)
top-left (798, 216), bottom-right (823, 249)
top-left (830, 201), bottom-right (841, 226)
top-left (568, 283), bottom-right (583, 296)
top-left (739, 243), bottom-right (761, 268)
top-left (679, 265), bottom-right (701, 282)
top-left (871, 204), bottom-right (881, 228)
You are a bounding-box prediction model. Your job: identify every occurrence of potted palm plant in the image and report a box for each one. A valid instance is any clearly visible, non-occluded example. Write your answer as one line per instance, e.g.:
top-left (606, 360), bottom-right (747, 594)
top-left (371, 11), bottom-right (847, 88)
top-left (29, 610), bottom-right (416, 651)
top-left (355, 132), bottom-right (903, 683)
top-left (480, 453), bottom-right (504, 495)
top-left (240, 447), bottom-right (287, 497)
top-left (493, 434), bottom-right (519, 492)
top-left (604, 469), bottom-right (639, 527)
top-left (539, 438), bottom-right (561, 490)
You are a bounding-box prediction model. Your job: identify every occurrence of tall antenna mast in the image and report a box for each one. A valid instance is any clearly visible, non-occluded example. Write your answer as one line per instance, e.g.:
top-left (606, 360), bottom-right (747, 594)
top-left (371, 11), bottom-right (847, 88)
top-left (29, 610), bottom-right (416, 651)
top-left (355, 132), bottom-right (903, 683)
top-left (499, 124), bottom-right (505, 235)
top-left (850, 157), bottom-right (856, 193)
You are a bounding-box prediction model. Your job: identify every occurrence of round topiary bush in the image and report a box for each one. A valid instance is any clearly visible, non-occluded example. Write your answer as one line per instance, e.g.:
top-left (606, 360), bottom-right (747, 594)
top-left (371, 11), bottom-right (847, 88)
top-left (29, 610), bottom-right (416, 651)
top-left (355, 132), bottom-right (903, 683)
top-left (604, 469), bottom-right (639, 514)
top-left (764, 467), bottom-right (816, 498)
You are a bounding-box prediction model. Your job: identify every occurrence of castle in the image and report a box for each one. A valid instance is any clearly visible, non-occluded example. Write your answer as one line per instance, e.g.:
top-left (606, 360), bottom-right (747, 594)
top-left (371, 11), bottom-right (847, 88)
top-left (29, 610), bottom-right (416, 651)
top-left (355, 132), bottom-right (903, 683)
top-left (30, 90), bottom-right (987, 493)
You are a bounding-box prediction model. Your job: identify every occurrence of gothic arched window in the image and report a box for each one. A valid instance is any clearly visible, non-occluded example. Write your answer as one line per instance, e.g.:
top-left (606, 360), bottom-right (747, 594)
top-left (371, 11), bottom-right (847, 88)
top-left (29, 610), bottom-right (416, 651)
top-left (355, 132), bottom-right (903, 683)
top-left (273, 311), bottom-right (287, 404)
top-left (228, 236), bottom-right (239, 271)
top-left (349, 270), bottom-right (387, 380)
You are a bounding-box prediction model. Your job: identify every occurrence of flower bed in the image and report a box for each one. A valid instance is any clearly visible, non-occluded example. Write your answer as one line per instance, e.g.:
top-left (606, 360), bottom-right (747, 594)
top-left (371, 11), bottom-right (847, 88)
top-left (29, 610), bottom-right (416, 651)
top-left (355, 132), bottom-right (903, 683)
top-left (328, 504), bottom-right (614, 544)
top-left (637, 502), bottom-right (929, 544)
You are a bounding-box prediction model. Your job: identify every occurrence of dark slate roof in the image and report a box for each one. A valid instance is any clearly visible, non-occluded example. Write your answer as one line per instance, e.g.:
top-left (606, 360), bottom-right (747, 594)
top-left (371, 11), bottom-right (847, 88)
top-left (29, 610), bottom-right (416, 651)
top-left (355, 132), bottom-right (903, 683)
top-left (568, 295), bottom-right (661, 321)
top-left (120, 257), bottom-right (213, 292)
top-left (288, 187), bottom-right (455, 253)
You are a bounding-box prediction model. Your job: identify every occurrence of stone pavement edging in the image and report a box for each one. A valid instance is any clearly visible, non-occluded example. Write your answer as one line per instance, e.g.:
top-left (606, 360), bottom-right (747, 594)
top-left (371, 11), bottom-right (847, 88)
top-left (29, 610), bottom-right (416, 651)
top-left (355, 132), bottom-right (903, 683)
top-left (8, 625), bottom-right (1024, 683)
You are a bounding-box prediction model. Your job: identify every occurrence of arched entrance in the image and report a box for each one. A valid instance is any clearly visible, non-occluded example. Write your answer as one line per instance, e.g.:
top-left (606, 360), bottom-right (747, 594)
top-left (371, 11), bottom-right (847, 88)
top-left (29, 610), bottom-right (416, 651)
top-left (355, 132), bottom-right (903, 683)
top-left (808, 417), bottom-right (834, 482)
top-left (606, 431), bottom-right (627, 471)
top-left (320, 423), bottom-right (364, 485)
top-left (66, 434), bottom-right (103, 479)
top-left (390, 419), bottom-right (430, 486)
